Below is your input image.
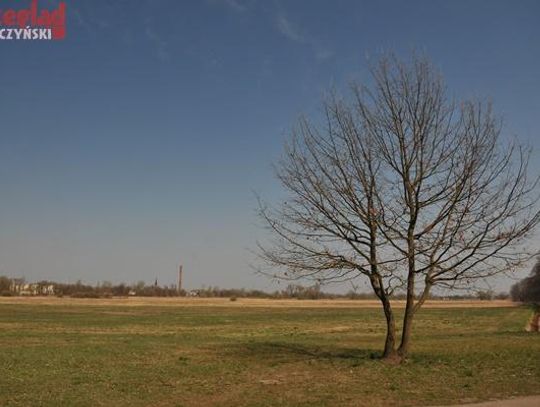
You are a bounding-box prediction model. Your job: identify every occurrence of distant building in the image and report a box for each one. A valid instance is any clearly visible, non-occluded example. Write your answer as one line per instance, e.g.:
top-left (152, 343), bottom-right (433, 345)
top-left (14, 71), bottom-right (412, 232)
top-left (9, 281), bottom-right (54, 296)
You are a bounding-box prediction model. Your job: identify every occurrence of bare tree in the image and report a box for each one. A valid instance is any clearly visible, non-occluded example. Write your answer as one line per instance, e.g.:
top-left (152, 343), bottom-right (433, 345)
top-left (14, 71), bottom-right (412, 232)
top-left (257, 55), bottom-right (540, 361)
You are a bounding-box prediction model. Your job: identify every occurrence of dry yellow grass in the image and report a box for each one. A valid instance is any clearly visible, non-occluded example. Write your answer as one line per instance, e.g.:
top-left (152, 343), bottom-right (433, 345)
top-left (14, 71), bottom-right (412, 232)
top-left (0, 296), bottom-right (517, 308)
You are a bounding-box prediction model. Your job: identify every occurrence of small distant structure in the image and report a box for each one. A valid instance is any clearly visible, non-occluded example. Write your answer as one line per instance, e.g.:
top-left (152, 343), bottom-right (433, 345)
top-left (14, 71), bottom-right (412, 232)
top-left (178, 265), bottom-right (183, 294)
top-left (20, 284), bottom-right (33, 296)
top-left (9, 281), bottom-right (54, 296)
top-left (40, 284), bottom-right (55, 296)
top-left (9, 279), bottom-right (25, 294)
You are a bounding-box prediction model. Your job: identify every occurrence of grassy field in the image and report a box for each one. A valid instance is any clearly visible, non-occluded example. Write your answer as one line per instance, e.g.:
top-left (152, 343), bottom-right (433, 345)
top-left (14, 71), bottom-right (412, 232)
top-left (0, 298), bottom-right (538, 406)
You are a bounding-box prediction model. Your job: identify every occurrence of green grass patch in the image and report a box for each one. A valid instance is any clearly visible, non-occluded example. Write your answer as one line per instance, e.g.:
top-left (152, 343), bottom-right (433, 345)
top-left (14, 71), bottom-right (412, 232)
top-left (0, 303), bottom-right (538, 406)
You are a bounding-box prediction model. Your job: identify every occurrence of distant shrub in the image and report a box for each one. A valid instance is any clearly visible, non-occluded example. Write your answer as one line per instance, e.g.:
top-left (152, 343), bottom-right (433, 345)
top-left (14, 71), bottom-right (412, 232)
top-left (511, 259), bottom-right (540, 305)
top-left (0, 290), bottom-right (13, 297)
top-left (477, 290), bottom-right (494, 301)
top-left (230, 296), bottom-right (237, 302)
top-left (0, 276), bottom-right (11, 293)
top-left (495, 292), bottom-right (509, 300)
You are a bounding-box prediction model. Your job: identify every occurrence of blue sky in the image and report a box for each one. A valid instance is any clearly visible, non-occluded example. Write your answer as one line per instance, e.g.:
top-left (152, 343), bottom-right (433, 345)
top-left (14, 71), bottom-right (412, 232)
top-left (0, 0), bottom-right (538, 291)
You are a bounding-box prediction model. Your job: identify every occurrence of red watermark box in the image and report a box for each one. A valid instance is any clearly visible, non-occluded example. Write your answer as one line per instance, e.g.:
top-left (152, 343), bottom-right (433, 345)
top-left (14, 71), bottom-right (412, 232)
top-left (0, 0), bottom-right (66, 40)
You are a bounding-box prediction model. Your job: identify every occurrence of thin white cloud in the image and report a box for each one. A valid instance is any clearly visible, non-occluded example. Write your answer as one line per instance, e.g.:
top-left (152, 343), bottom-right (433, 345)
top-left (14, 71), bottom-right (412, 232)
top-left (223, 0), bottom-right (247, 12)
top-left (145, 26), bottom-right (170, 62)
top-left (315, 48), bottom-right (333, 61)
top-left (71, 7), bottom-right (90, 31)
top-left (67, 1), bottom-right (116, 32)
top-left (275, 14), bottom-right (333, 61)
top-left (276, 15), bottom-right (305, 43)
top-left (208, 0), bottom-right (248, 13)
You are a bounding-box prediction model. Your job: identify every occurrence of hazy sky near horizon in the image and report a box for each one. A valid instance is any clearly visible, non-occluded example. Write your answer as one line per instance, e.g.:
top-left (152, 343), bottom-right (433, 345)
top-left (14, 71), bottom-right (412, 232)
top-left (0, 0), bottom-right (539, 292)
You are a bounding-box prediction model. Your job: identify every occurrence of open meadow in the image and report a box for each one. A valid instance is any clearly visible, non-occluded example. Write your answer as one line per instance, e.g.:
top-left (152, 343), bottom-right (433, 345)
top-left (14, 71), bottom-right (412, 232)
top-left (0, 298), bottom-right (538, 406)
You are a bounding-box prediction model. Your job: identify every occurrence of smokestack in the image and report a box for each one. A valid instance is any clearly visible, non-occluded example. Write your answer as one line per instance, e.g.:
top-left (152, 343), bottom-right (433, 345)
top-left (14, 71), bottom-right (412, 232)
top-left (178, 265), bottom-right (183, 293)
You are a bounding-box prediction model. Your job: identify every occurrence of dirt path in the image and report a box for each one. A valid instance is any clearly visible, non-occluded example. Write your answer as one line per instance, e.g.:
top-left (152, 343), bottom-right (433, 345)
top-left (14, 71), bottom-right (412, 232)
top-left (442, 395), bottom-right (540, 406)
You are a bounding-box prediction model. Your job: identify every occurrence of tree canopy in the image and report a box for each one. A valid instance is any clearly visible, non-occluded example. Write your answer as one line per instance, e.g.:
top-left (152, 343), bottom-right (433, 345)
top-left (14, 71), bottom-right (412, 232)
top-left (258, 54), bottom-right (540, 360)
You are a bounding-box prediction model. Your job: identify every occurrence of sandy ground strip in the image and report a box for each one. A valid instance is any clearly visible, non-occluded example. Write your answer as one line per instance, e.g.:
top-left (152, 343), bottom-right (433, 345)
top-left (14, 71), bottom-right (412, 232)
top-left (440, 395), bottom-right (540, 407)
top-left (0, 297), bottom-right (518, 308)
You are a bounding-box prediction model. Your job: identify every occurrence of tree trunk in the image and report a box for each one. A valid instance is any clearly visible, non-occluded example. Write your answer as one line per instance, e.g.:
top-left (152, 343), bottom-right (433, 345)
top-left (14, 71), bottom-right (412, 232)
top-left (369, 273), bottom-right (398, 360)
top-left (398, 307), bottom-right (414, 358)
top-left (381, 296), bottom-right (398, 359)
top-left (398, 272), bottom-right (416, 358)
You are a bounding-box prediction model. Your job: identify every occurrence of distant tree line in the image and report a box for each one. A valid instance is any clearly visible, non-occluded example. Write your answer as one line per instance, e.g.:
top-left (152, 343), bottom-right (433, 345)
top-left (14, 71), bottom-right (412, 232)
top-left (0, 277), bottom-right (180, 298)
top-left (0, 275), bottom-right (508, 300)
